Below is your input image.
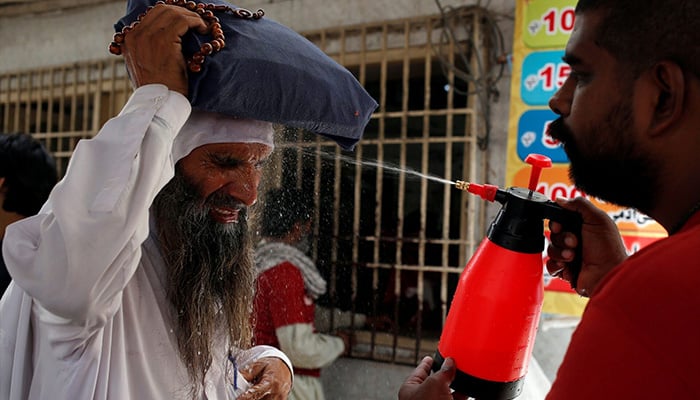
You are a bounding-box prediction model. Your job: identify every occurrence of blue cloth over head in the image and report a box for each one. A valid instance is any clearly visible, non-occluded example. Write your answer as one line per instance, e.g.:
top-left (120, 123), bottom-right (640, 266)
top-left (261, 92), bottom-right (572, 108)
top-left (115, 0), bottom-right (377, 150)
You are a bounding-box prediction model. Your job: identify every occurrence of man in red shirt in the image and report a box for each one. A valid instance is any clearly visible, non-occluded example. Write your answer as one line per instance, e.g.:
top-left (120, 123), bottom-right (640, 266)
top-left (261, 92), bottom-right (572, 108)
top-left (253, 187), bottom-right (349, 400)
top-left (399, 0), bottom-right (700, 398)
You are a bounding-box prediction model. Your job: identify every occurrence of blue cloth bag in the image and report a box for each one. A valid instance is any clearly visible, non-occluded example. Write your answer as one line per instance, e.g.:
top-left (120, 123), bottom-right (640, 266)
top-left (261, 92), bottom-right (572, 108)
top-left (115, 0), bottom-right (377, 150)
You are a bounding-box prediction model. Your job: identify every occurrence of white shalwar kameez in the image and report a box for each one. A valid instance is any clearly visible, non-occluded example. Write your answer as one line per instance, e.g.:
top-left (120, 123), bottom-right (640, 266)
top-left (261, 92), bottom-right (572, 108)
top-left (0, 84), bottom-right (291, 400)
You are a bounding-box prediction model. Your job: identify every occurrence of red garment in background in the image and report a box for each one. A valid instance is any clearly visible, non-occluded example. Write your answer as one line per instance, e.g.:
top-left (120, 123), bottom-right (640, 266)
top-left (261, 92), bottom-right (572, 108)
top-left (253, 261), bottom-right (321, 377)
top-left (547, 212), bottom-right (700, 399)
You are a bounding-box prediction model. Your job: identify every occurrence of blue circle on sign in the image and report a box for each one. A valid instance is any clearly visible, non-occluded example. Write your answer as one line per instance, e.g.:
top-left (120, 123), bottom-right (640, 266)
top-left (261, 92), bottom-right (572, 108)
top-left (517, 109), bottom-right (568, 163)
top-left (521, 50), bottom-right (566, 105)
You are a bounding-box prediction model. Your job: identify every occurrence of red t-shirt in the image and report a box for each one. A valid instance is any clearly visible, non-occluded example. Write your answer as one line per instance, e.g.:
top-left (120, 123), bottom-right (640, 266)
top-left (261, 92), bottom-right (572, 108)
top-left (547, 212), bottom-right (700, 398)
top-left (253, 261), bottom-right (320, 377)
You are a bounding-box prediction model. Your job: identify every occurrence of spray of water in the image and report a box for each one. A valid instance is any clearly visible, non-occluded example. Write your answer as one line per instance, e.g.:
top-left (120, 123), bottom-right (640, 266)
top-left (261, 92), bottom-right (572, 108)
top-left (299, 147), bottom-right (455, 185)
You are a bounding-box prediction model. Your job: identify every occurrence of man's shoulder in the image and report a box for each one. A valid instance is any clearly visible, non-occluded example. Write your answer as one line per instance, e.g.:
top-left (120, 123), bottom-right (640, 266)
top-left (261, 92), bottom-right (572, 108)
top-left (258, 261), bottom-right (303, 281)
top-left (593, 229), bottom-right (700, 305)
top-left (622, 228), bottom-right (700, 272)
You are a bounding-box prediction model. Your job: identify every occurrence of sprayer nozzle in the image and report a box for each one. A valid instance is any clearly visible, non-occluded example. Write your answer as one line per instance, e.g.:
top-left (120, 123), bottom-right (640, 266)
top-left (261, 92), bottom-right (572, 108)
top-left (454, 180), bottom-right (501, 202)
top-left (455, 180), bottom-right (470, 192)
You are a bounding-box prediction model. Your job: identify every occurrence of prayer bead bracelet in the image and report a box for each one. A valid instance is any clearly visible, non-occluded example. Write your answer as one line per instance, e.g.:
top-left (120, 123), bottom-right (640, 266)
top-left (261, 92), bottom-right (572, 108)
top-left (109, 0), bottom-right (264, 73)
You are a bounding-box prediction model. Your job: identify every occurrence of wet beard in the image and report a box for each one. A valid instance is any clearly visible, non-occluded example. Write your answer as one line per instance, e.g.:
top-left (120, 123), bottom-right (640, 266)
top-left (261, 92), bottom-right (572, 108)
top-left (152, 172), bottom-right (255, 396)
top-left (548, 99), bottom-right (659, 214)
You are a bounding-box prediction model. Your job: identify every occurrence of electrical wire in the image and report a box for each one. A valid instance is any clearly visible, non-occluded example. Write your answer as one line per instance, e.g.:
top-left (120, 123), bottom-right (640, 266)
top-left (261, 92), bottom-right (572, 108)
top-left (433, 0), bottom-right (511, 150)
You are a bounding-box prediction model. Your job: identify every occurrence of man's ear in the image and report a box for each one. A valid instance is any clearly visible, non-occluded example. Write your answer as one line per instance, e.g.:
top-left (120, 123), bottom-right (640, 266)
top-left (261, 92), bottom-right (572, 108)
top-left (290, 220), bottom-right (311, 241)
top-left (290, 221), bottom-right (305, 240)
top-left (649, 61), bottom-right (686, 136)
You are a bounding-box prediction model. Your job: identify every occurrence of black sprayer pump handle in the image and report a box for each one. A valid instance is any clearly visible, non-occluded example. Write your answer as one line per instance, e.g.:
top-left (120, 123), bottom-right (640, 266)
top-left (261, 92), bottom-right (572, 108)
top-left (537, 199), bottom-right (584, 290)
top-left (524, 153), bottom-right (584, 290)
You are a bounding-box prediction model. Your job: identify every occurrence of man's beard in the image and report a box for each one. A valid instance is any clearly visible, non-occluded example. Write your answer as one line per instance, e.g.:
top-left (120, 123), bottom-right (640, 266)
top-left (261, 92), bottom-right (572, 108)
top-left (548, 98), bottom-right (659, 214)
top-left (152, 170), bottom-right (255, 395)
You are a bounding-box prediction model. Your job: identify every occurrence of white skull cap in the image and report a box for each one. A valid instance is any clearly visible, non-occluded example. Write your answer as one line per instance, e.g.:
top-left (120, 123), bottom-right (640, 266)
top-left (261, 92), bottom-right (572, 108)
top-left (173, 109), bottom-right (275, 162)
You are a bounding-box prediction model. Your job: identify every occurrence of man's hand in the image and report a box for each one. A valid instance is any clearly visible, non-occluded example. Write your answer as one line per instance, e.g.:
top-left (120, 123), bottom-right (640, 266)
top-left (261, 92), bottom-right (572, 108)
top-left (121, 4), bottom-right (209, 96)
top-left (547, 197), bottom-right (628, 296)
top-left (238, 357), bottom-right (292, 400)
top-left (335, 330), bottom-right (355, 356)
top-left (398, 356), bottom-right (466, 400)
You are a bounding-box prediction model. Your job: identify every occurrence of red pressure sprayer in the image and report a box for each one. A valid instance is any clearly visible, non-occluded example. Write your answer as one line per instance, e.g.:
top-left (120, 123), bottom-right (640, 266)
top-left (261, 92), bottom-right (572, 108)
top-left (432, 154), bottom-right (582, 399)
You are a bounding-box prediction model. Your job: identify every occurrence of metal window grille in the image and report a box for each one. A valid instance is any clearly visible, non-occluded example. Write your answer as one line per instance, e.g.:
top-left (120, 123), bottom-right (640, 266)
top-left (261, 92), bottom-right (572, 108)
top-left (263, 8), bottom-right (493, 365)
top-left (0, 7), bottom-right (493, 366)
top-left (0, 59), bottom-right (132, 176)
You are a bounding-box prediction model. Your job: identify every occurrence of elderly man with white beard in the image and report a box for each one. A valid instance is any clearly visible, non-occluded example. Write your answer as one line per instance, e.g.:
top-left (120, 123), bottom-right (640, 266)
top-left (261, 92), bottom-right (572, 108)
top-left (0, 5), bottom-right (294, 400)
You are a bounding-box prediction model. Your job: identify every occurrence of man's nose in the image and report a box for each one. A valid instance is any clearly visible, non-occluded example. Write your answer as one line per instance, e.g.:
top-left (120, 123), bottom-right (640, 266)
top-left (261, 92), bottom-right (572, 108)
top-left (221, 169), bottom-right (260, 206)
top-left (549, 78), bottom-right (573, 117)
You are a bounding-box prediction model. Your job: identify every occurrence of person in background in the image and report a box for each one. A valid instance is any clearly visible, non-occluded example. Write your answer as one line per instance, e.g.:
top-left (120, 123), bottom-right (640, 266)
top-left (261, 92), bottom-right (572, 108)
top-left (0, 132), bottom-right (58, 294)
top-left (0, 5), bottom-right (292, 399)
top-left (253, 186), bottom-right (350, 400)
top-left (399, 0), bottom-right (700, 398)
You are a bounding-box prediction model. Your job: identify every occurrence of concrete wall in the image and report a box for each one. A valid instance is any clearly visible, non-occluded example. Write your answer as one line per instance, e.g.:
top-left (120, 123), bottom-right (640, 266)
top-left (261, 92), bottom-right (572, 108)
top-left (0, 2), bottom-right (123, 74)
top-left (0, 0), bottom-right (512, 72)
